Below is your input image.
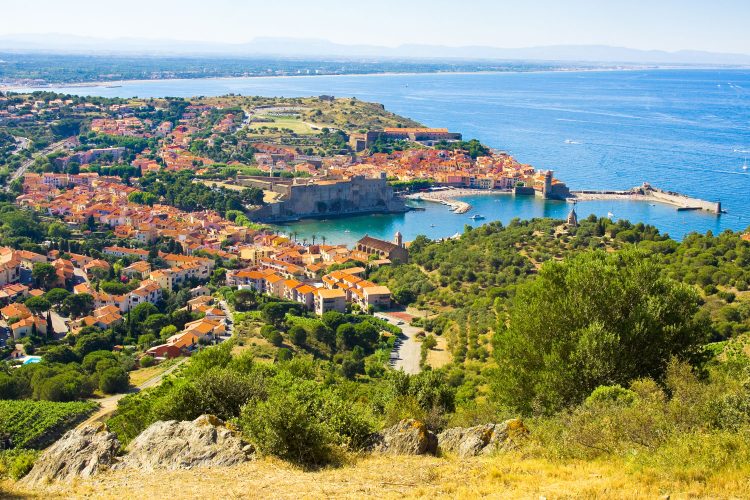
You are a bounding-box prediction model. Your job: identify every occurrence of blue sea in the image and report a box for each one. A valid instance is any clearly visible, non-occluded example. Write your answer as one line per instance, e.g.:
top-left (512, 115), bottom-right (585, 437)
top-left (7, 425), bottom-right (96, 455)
top-left (22, 69), bottom-right (750, 243)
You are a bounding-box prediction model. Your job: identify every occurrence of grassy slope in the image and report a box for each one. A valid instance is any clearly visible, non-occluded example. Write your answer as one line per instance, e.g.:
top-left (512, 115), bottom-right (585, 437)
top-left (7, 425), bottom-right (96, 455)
top-left (7, 453), bottom-right (748, 499)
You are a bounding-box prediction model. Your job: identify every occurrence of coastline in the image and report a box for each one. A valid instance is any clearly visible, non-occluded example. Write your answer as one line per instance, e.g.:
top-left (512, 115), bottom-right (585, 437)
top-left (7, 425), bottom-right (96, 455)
top-left (2, 65), bottom-right (739, 93)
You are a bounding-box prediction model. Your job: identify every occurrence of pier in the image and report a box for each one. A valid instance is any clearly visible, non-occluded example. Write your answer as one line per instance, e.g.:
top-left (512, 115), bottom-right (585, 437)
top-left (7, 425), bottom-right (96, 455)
top-left (571, 183), bottom-right (723, 215)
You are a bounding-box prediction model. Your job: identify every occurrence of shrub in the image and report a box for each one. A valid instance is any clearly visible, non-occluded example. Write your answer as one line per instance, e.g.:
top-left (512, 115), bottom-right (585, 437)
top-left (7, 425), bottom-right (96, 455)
top-left (241, 385), bottom-right (334, 467)
top-left (289, 325), bottom-right (307, 346)
top-left (98, 367), bottom-right (129, 394)
top-left (0, 449), bottom-right (39, 480)
top-left (139, 355), bottom-right (155, 368)
top-left (261, 327), bottom-right (283, 347)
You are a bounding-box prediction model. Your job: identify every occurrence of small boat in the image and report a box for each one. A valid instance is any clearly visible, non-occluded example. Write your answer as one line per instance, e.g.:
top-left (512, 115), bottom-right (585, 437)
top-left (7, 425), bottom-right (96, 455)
top-left (430, 224), bottom-right (436, 227)
top-left (469, 214), bottom-right (485, 220)
top-left (344, 230), bottom-right (350, 233)
top-left (607, 211), bottom-right (614, 218)
top-left (743, 157), bottom-right (748, 171)
top-left (564, 139), bottom-right (581, 145)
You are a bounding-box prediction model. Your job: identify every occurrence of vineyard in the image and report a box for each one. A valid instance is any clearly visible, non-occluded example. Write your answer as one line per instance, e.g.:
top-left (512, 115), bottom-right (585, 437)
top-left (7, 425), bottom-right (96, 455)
top-left (0, 400), bottom-right (97, 450)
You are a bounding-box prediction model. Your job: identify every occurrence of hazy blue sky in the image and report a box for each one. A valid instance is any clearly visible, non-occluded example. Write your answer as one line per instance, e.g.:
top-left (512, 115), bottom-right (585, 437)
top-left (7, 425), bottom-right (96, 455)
top-left (4, 0), bottom-right (750, 53)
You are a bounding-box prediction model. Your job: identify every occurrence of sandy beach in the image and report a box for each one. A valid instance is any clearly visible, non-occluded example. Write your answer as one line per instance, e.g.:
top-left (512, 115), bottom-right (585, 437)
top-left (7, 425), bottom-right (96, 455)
top-left (406, 188), bottom-right (513, 214)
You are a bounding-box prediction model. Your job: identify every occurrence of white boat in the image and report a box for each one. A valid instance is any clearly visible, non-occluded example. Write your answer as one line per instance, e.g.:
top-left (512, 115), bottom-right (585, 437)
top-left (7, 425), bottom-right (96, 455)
top-left (607, 211), bottom-right (615, 218)
top-left (564, 139), bottom-right (581, 145)
top-left (469, 214), bottom-right (485, 220)
top-left (743, 157), bottom-right (748, 171)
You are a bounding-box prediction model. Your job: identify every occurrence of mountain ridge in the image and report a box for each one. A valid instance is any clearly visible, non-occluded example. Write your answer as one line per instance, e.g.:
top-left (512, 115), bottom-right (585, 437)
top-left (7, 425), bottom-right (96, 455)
top-left (1, 34), bottom-right (750, 65)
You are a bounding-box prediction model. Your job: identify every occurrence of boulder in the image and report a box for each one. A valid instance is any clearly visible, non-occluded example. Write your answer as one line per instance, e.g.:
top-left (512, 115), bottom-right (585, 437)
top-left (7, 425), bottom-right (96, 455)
top-left (117, 414), bottom-right (250, 471)
top-left (370, 419), bottom-right (437, 455)
top-left (437, 418), bottom-right (528, 457)
top-left (22, 423), bottom-right (120, 485)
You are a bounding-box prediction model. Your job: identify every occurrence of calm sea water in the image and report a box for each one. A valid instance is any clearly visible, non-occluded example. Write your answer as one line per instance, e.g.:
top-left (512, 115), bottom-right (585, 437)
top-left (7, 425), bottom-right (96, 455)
top-left (23, 69), bottom-right (750, 242)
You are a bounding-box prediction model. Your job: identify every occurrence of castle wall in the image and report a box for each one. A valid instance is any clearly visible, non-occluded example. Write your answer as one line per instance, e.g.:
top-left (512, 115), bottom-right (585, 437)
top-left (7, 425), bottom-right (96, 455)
top-left (250, 176), bottom-right (407, 222)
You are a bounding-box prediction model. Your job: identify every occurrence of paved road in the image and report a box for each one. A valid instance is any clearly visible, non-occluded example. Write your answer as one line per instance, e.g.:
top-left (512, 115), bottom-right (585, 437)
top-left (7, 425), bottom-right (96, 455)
top-left (217, 299), bottom-right (234, 339)
top-left (11, 136), bottom-right (31, 154)
top-left (49, 311), bottom-right (69, 337)
top-left (78, 357), bottom-right (188, 428)
top-left (376, 312), bottom-right (422, 374)
top-left (6, 137), bottom-right (72, 188)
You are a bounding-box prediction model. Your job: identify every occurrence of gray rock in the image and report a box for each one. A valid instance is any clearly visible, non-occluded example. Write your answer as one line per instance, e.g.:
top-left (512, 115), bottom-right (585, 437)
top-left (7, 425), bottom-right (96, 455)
top-left (437, 418), bottom-right (527, 457)
top-left (370, 419), bottom-right (438, 455)
top-left (22, 423), bottom-right (120, 485)
top-left (117, 414), bottom-right (250, 471)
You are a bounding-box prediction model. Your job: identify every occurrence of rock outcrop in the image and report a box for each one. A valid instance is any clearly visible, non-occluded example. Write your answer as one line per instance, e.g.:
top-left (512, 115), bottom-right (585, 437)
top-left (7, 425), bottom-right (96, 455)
top-left (437, 418), bottom-right (527, 457)
top-left (370, 419), bottom-right (438, 455)
top-left (116, 415), bottom-right (251, 471)
top-left (22, 423), bottom-right (120, 485)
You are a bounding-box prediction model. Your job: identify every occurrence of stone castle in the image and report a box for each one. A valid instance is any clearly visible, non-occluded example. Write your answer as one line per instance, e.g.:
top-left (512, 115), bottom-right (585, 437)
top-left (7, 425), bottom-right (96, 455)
top-left (242, 175), bottom-right (408, 222)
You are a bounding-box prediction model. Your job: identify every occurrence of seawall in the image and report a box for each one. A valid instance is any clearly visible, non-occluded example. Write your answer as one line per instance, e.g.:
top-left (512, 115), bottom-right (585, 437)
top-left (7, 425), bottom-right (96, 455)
top-left (571, 183), bottom-right (722, 215)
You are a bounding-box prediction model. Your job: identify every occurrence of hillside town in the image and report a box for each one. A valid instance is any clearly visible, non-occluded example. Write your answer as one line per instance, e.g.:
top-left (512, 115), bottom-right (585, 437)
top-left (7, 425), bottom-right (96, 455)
top-left (0, 90), bottom-right (566, 373)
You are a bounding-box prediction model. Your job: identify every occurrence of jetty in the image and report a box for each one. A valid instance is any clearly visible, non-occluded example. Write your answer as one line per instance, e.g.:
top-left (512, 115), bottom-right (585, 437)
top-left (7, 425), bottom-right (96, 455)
top-left (571, 183), bottom-right (723, 215)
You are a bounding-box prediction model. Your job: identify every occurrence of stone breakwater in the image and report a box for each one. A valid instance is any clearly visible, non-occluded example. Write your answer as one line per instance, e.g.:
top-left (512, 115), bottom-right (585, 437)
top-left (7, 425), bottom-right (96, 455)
top-left (571, 183), bottom-right (723, 215)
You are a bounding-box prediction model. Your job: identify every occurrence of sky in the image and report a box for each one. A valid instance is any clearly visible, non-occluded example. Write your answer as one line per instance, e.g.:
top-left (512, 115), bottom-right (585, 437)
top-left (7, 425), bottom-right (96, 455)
top-left (3, 0), bottom-right (750, 53)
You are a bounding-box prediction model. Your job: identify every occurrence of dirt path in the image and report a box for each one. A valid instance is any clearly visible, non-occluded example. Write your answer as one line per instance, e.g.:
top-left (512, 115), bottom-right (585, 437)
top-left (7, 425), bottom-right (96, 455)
top-left (78, 357), bottom-right (188, 428)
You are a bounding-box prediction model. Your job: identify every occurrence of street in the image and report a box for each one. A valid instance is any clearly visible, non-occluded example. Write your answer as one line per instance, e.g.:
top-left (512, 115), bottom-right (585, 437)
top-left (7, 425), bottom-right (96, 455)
top-left (376, 311), bottom-right (422, 374)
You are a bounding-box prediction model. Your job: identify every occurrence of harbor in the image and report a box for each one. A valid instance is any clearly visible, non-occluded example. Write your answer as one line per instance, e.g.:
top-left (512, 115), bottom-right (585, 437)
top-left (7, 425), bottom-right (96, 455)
top-left (405, 182), bottom-right (724, 218)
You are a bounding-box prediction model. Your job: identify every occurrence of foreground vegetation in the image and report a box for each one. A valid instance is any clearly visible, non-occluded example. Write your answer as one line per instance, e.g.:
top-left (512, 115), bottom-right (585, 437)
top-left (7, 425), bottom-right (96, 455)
top-left (0, 400), bottom-right (96, 480)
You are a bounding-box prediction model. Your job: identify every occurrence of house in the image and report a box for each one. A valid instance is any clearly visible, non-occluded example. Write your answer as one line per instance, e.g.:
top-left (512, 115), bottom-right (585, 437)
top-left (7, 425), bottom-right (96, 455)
top-left (0, 284), bottom-right (29, 305)
top-left (83, 259), bottom-right (111, 276)
top-left (1, 302), bottom-right (31, 322)
top-left (166, 331), bottom-right (200, 349)
top-left (0, 250), bottom-right (21, 286)
top-left (293, 284), bottom-right (316, 310)
top-left (122, 261), bottom-right (151, 279)
top-left (10, 315), bottom-right (48, 339)
top-left (361, 285), bottom-right (392, 310)
top-left (183, 318), bottom-right (225, 340)
top-left (145, 343), bottom-right (183, 359)
top-left (103, 246), bottom-right (149, 260)
top-left (314, 288), bottom-right (347, 315)
top-left (190, 285), bottom-right (210, 297)
top-left (76, 305), bottom-right (123, 331)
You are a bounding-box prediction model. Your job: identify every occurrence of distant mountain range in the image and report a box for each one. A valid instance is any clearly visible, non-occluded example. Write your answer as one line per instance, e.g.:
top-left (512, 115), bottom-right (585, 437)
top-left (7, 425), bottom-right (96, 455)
top-left (1, 34), bottom-right (750, 65)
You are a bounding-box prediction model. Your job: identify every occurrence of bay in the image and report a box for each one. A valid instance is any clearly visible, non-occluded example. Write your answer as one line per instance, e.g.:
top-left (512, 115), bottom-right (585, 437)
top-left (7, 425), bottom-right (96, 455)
top-left (19, 69), bottom-right (750, 242)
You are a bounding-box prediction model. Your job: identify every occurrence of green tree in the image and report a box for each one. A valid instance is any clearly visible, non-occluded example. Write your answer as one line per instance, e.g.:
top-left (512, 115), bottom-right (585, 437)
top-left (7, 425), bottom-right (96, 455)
top-left (24, 296), bottom-right (51, 314)
top-left (44, 288), bottom-right (70, 307)
top-left (31, 263), bottom-right (56, 289)
top-left (492, 250), bottom-right (710, 415)
top-left (61, 293), bottom-right (94, 318)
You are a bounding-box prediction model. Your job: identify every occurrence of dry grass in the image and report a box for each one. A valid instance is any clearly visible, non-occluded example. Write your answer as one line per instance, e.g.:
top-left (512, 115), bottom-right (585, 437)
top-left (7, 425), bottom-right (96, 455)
top-left (5, 453), bottom-right (748, 499)
top-left (426, 336), bottom-right (451, 369)
top-left (128, 360), bottom-right (175, 387)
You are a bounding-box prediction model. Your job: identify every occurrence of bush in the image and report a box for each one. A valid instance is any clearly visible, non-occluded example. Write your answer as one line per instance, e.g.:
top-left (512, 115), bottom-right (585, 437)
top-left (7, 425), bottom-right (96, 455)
top-left (0, 449), bottom-right (39, 480)
top-left (241, 387), bottom-right (333, 467)
top-left (289, 325), bottom-right (307, 346)
top-left (139, 355), bottom-right (155, 368)
top-left (261, 326), bottom-right (283, 346)
top-left (98, 367), bottom-right (129, 394)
